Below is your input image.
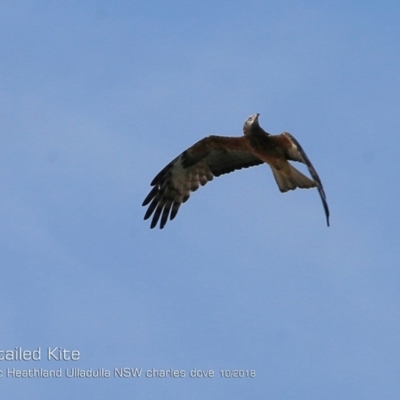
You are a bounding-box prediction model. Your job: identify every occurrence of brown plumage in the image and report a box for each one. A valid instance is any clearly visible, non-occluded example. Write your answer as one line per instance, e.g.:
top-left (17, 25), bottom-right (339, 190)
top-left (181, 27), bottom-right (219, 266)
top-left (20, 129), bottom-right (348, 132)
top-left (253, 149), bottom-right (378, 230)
top-left (143, 113), bottom-right (330, 229)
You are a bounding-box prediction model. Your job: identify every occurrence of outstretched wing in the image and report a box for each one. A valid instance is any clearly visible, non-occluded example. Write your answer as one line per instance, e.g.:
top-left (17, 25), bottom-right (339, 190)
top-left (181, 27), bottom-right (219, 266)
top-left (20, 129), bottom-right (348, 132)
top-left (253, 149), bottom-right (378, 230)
top-left (143, 135), bottom-right (263, 229)
top-left (272, 132), bottom-right (330, 226)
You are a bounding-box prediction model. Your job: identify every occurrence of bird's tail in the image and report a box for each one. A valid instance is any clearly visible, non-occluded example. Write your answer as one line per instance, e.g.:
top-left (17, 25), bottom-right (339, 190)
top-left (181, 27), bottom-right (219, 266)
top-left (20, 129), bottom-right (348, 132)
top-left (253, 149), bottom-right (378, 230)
top-left (271, 164), bottom-right (316, 192)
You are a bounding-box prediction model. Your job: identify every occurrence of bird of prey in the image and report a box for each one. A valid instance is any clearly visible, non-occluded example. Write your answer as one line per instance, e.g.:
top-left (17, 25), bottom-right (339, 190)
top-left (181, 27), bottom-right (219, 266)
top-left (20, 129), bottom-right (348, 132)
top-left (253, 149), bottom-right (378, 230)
top-left (143, 113), bottom-right (330, 229)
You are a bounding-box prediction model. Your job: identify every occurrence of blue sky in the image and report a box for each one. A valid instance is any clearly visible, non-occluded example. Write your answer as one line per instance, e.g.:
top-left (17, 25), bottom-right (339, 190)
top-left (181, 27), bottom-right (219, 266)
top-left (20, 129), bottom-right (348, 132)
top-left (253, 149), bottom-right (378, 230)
top-left (1, 0), bottom-right (400, 398)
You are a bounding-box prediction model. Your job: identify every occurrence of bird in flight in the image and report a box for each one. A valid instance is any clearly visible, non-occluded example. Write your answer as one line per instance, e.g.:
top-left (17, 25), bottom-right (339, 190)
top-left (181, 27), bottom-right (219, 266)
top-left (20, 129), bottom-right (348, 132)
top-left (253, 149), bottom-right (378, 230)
top-left (143, 113), bottom-right (330, 229)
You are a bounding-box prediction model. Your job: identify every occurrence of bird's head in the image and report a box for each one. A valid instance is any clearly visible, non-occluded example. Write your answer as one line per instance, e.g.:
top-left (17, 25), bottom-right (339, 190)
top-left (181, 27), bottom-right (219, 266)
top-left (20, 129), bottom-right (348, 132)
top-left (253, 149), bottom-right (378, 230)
top-left (243, 113), bottom-right (260, 135)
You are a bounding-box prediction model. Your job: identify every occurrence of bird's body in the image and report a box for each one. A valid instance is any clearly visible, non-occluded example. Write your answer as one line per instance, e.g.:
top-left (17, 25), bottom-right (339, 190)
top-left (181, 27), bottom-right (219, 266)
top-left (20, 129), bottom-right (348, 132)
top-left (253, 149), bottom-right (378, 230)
top-left (143, 113), bottom-right (330, 229)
